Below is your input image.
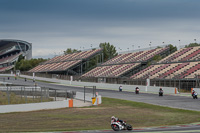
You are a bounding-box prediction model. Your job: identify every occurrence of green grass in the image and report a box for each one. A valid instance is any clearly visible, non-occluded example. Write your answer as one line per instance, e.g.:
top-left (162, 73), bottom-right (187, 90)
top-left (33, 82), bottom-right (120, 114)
top-left (0, 97), bottom-right (200, 132)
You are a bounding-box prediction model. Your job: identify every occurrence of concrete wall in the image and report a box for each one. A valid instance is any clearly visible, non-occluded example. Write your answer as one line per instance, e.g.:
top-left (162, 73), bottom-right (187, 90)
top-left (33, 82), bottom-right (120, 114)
top-left (0, 100), bottom-right (68, 113)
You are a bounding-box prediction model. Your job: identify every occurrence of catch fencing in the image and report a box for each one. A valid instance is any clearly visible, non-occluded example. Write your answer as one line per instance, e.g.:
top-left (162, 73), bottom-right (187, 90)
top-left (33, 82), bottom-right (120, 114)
top-left (0, 86), bottom-right (76, 105)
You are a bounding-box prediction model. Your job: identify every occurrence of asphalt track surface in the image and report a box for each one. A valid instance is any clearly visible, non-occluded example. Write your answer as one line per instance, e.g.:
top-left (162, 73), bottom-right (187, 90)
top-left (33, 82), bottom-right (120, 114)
top-left (1, 77), bottom-right (200, 132)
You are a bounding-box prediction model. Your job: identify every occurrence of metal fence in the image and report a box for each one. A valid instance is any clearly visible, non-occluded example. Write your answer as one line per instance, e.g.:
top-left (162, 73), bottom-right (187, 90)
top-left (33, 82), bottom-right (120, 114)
top-left (81, 77), bottom-right (200, 92)
top-left (0, 85), bottom-right (76, 105)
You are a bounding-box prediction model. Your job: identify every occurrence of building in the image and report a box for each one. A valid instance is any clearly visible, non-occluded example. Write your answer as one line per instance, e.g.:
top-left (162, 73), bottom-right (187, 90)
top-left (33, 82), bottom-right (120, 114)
top-left (0, 39), bottom-right (32, 72)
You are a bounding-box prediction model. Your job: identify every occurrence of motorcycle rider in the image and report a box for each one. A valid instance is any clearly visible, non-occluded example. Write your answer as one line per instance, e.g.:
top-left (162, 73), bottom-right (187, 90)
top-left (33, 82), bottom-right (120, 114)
top-left (111, 116), bottom-right (124, 125)
top-left (192, 90), bottom-right (195, 96)
top-left (192, 90), bottom-right (198, 99)
top-left (119, 86), bottom-right (122, 92)
top-left (159, 88), bottom-right (163, 96)
top-left (135, 87), bottom-right (139, 94)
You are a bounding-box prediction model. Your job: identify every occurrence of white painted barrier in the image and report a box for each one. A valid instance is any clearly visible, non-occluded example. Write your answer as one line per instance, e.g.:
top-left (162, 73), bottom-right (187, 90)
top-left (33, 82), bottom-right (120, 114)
top-left (0, 100), bottom-right (68, 113)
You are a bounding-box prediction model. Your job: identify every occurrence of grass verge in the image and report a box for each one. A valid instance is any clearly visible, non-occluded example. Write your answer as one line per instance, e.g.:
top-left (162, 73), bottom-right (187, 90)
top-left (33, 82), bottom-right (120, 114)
top-left (0, 97), bottom-right (200, 132)
top-left (0, 91), bottom-right (53, 105)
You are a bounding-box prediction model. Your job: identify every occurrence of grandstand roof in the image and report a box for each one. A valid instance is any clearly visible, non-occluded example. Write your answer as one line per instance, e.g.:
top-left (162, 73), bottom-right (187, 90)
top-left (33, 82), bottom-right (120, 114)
top-left (0, 39), bottom-right (31, 48)
top-left (0, 39), bottom-right (32, 72)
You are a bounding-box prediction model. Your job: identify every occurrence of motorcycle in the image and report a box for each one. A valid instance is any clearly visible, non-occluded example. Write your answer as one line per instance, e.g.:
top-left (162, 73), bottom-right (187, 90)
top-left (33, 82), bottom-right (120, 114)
top-left (192, 92), bottom-right (198, 99)
top-left (111, 119), bottom-right (132, 131)
top-left (159, 90), bottom-right (163, 96)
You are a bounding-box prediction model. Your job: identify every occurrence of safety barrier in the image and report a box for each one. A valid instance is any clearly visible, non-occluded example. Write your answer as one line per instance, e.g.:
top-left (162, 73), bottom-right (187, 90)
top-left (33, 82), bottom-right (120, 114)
top-left (75, 92), bottom-right (102, 105)
top-left (0, 100), bottom-right (69, 113)
top-left (0, 99), bottom-right (80, 113)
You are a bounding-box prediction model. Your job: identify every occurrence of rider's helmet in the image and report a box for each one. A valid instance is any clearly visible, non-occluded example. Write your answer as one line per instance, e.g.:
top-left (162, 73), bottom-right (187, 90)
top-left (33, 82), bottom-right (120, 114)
top-left (111, 116), bottom-right (115, 120)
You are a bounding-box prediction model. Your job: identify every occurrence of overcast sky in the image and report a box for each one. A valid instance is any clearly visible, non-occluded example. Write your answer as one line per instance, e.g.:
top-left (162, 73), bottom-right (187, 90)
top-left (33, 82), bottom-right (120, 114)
top-left (0, 0), bottom-right (200, 58)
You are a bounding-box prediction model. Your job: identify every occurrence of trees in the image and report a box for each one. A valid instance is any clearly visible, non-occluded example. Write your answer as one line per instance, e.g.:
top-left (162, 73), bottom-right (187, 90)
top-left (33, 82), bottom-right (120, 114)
top-left (152, 55), bottom-right (162, 62)
top-left (64, 48), bottom-right (79, 55)
top-left (168, 44), bottom-right (177, 54)
top-left (185, 43), bottom-right (200, 48)
top-left (15, 57), bottom-right (47, 71)
top-left (99, 42), bottom-right (118, 62)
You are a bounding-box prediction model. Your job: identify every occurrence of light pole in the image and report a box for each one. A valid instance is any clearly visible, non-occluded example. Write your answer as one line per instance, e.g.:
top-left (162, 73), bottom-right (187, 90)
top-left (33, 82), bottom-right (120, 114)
top-left (149, 42), bottom-right (151, 49)
top-left (127, 48), bottom-right (129, 52)
top-left (179, 40), bottom-right (180, 50)
top-left (91, 44), bottom-right (93, 49)
top-left (132, 45), bottom-right (134, 51)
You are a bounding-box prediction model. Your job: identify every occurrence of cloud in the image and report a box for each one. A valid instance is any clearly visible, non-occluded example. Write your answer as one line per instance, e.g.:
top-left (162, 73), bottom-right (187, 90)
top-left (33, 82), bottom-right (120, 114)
top-left (0, 0), bottom-right (200, 58)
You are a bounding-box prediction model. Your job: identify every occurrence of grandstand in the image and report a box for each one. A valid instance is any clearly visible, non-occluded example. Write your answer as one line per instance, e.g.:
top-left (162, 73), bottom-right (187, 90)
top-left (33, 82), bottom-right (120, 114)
top-left (158, 46), bottom-right (200, 63)
top-left (0, 39), bottom-right (32, 72)
top-left (131, 46), bottom-right (200, 79)
top-left (82, 46), bottom-right (170, 78)
top-left (29, 48), bottom-right (103, 75)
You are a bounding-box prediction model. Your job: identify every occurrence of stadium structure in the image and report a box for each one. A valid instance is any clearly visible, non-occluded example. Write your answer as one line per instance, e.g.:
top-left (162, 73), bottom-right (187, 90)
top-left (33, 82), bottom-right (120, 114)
top-left (29, 43), bottom-right (200, 90)
top-left (29, 48), bottom-right (103, 75)
top-left (131, 46), bottom-right (200, 79)
top-left (0, 39), bottom-right (32, 72)
top-left (82, 45), bottom-right (170, 82)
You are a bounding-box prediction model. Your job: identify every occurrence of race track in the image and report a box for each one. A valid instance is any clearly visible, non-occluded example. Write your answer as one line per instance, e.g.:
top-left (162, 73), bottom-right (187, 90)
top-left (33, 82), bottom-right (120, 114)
top-left (1, 76), bottom-right (200, 132)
